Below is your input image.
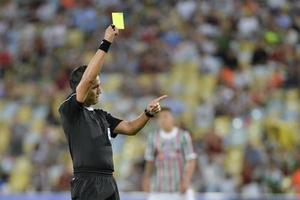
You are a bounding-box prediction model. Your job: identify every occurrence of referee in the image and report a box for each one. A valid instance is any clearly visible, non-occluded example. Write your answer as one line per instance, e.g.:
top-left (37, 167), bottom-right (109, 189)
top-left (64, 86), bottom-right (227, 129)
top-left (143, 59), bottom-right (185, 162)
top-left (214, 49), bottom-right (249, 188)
top-left (59, 25), bottom-right (167, 200)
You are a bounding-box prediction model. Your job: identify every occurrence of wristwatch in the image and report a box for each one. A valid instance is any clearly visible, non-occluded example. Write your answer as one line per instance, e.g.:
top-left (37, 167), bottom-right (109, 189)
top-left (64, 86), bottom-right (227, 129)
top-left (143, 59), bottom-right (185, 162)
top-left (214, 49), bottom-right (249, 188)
top-left (144, 109), bottom-right (154, 118)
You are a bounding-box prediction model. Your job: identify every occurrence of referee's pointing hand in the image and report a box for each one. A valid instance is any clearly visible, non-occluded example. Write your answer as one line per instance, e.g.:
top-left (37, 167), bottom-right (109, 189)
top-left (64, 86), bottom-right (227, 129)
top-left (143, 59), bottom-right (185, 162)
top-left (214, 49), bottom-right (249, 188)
top-left (147, 95), bottom-right (168, 115)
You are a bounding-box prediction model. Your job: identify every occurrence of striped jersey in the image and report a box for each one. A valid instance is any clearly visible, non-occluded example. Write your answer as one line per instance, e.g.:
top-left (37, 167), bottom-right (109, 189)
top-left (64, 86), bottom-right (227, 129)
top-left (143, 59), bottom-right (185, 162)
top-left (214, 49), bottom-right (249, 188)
top-left (144, 127), bottom-right (196, 192)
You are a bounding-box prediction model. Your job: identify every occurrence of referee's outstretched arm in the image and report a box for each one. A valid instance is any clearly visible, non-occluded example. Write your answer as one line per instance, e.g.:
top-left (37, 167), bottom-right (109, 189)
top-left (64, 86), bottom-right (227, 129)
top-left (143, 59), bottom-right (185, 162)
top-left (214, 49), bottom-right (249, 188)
top-left (114, 95), bottom-right (167, 135)
top-left (76, 25), bottom-right (119, 103)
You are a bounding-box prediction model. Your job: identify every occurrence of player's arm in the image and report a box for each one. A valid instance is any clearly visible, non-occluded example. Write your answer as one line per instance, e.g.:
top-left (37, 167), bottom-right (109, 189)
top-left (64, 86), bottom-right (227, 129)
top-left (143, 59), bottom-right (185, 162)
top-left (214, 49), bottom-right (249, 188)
top-left (181, 159), bottom-right (196, 193)
top-left (76, 25), bottom-right (119, 103)
top-left (180, 132), bottom-right (197, 193)
top-left (114, 95), bottom-right (167, 135)
top-left (143, 161), bottom-right (154, 192)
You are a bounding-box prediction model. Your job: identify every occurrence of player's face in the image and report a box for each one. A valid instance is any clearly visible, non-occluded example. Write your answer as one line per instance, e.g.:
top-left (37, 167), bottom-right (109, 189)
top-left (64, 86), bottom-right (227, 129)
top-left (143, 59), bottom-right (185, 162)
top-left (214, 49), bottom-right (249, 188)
top-left (85, 76), bottom-right (101, 105)
top-left (158, 110), bottom-right (174, 131)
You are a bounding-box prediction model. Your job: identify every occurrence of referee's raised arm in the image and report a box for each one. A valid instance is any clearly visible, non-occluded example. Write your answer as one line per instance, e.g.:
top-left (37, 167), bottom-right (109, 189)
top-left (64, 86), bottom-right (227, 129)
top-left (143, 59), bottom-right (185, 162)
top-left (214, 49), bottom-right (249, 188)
top-left (76, 25), bottom-right (119, 103)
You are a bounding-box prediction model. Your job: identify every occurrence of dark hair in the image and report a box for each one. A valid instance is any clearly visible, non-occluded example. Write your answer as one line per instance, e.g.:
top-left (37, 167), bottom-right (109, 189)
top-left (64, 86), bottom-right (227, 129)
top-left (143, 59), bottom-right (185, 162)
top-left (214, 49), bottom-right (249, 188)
top-left (160, 107), bottom-right (172, 113)
top-left (69, 65), bottom-right (87, 92)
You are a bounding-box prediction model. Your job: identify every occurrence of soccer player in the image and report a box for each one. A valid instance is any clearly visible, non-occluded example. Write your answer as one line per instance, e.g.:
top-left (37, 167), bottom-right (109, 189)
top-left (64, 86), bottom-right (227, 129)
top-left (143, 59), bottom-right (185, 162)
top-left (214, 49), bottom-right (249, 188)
top-left (143, 107), bottom-right (196, 200)
top-left (59, 25), bottom-right (167, 200)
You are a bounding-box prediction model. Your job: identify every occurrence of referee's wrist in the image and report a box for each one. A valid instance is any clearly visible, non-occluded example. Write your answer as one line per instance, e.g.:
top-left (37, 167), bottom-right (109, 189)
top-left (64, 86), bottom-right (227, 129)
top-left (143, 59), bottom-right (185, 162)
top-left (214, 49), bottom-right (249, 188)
top-left (98, 39), bottom-right (111, 53)
top-left (144, 109), bottom-right (154, 118)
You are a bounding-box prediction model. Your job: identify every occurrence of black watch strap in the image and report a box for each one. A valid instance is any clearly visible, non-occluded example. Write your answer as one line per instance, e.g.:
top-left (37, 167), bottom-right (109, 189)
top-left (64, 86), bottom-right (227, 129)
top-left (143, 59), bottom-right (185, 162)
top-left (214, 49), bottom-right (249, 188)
top-left (144, 109), bottom-right (154, 118)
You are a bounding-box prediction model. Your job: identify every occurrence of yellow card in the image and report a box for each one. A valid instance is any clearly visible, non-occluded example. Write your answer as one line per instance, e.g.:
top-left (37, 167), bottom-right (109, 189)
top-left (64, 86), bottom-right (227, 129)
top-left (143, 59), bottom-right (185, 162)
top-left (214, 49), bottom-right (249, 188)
top-left (112, 12), bottom-right (125, 29)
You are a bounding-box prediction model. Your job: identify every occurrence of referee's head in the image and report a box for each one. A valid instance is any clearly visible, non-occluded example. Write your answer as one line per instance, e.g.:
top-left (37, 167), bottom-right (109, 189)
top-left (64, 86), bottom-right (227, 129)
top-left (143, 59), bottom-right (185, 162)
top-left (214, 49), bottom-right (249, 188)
top-left (69, 65), bottom-right (101, 106)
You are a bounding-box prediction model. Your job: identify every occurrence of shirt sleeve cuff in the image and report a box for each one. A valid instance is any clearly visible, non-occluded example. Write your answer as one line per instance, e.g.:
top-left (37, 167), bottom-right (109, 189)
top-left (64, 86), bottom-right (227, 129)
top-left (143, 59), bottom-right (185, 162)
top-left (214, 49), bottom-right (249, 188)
top-left (110, 120), bottom-right (123, 138)
top-left (186, 153), bottom-right (197, 160)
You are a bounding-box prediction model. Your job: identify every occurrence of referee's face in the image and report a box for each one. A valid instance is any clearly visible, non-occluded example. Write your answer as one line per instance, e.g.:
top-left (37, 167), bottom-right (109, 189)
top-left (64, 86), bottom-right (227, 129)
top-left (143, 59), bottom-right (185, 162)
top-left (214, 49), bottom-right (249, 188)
top-left (85, 76), bottom-right (101, 106)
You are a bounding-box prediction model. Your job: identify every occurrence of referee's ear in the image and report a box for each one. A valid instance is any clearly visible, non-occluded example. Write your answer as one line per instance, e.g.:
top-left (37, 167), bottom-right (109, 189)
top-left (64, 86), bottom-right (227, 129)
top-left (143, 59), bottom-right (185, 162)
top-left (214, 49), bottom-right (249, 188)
top-left (70, 65), bottom-right (87, 92)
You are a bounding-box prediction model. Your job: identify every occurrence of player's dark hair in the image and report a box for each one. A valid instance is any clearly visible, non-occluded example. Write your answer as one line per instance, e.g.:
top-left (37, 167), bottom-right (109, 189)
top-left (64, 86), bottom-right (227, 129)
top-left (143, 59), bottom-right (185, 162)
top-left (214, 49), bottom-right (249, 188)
top-left (161, 107), bottom-right (172, 113)
top-left (69, 65), bottom-right (87, 92)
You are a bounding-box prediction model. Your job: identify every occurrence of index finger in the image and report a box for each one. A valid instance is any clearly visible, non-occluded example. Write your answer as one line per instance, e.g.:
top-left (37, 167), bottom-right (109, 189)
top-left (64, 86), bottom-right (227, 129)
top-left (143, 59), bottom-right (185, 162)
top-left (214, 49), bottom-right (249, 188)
top-left (154, 95), bottom-right (168, 102)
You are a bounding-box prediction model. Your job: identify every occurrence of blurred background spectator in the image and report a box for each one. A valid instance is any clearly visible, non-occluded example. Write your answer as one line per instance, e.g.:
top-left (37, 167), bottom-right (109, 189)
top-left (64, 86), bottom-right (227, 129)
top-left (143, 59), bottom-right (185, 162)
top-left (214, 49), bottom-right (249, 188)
top-left (0, 0), bottom-right (299, 198)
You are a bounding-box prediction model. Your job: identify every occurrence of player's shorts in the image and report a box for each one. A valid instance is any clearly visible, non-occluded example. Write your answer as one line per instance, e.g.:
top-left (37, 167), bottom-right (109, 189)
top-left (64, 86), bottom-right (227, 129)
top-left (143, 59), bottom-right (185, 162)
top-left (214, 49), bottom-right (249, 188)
top-left (70, 172), bottom-right (119, 200)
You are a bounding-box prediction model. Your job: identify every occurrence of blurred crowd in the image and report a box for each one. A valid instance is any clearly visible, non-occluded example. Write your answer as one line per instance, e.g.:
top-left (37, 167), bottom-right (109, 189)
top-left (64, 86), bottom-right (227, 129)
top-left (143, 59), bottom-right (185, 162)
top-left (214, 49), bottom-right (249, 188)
top-left (0, 0), bottom-right (300, 197)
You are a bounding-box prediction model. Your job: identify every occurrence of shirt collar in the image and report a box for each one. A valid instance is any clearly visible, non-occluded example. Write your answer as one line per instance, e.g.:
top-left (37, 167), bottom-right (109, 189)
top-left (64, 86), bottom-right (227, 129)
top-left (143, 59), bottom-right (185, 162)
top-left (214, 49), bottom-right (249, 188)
top-left (160, 127), bottom-right (178, 139)
top-left (85, 106), bottom-right (94, 111)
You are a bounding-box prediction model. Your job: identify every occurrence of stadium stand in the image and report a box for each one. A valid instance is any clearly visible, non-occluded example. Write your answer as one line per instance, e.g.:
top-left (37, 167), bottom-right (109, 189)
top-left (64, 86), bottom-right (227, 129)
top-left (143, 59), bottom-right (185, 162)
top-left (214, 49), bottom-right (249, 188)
top-left (0, 0), bottom-right (299, 199)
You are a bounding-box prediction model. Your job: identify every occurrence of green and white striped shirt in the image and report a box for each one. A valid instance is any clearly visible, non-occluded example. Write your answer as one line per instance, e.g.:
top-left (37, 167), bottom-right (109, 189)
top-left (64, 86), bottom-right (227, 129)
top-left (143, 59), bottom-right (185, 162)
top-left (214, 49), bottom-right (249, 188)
top-left (145, 127), bottom-right (196, 192)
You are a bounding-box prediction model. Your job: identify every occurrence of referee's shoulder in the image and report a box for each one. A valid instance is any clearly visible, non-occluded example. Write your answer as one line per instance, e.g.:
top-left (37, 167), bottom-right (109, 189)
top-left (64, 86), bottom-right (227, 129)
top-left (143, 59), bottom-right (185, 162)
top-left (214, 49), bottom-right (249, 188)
top-left (58, 93), bottom-right (76, 110)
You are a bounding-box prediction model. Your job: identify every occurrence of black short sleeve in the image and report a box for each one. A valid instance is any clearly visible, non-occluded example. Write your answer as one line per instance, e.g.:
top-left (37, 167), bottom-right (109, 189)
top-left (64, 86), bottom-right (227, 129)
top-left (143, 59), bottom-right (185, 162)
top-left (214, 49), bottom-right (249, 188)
top-left (58, 93), bottom-right (83, 122)
top-left (102, 111), bottom-right (123, 138)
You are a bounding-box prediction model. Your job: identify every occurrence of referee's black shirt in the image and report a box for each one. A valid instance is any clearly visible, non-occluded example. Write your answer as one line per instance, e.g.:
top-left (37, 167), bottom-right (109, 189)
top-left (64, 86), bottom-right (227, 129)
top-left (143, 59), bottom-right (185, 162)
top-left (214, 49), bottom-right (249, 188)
top-left (59, 93), bottom-right (122, 174)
